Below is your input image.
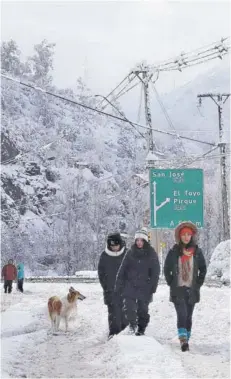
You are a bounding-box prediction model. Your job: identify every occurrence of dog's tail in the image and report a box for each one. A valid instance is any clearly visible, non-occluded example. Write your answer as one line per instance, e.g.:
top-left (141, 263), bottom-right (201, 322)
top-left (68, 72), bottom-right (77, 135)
top-left (48, 296), bottom-right (62, 319)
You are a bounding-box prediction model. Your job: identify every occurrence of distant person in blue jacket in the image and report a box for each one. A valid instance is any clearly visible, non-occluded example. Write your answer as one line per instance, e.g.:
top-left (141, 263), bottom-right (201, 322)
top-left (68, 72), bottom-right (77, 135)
top-left (17, 263), bottom-right (24, 293)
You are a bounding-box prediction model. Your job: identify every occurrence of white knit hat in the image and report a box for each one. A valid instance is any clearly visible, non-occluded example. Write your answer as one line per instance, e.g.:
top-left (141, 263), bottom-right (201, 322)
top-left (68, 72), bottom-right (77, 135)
top-left (135, 227), bottom-right (149, 242)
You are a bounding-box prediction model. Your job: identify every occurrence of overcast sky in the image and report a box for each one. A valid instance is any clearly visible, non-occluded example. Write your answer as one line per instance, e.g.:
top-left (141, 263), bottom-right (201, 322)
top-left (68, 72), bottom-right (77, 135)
top-left (1, 0), bottom-right (230, 95)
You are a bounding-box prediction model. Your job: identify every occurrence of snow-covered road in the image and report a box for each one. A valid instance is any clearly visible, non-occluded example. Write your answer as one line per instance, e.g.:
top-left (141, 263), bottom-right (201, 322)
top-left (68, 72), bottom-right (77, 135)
top-left (1, 283), bottom-right (230, 378)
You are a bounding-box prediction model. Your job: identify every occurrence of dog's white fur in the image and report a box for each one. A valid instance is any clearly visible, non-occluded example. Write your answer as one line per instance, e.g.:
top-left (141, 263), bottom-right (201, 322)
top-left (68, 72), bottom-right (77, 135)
top-left (48, 287), bottom-right (85, 334)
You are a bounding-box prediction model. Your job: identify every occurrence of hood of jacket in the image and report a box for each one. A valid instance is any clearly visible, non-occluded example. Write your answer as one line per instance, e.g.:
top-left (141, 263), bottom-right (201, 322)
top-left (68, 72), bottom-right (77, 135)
top-left (105, 246), bottom-right (125, 257)
top-left (174, 221), bottom-right (198, 243)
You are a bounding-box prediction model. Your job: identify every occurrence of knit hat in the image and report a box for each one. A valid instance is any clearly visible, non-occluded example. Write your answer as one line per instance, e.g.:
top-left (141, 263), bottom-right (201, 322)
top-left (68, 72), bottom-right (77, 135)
top-left (135, 228), bottom-right (149, 242)
top-left (175, 222), bottom-right (198, 243)
top-left (107, 232), bottom-right (123, 247)
top-left (179, 227), bottom-right (194, 238)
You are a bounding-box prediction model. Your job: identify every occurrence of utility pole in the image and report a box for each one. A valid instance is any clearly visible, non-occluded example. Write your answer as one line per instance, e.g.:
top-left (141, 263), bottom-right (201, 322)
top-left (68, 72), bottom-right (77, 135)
top-left (198, 93), bottom-right (230, 241)
top-left (132, 64), bottom-right (157, 153)
top-left (142, 70), bottom-right (156, 153)
top-left (132, 65), bottom-right (161, 252)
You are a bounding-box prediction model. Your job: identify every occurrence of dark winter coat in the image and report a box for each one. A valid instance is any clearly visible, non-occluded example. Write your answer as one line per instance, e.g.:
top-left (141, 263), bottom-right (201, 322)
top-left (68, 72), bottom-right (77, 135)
top-left (164, 244), bottom-right (207, 304)
top-left (98, 246), bottom-right (127, 305)
top-left (115, 242), bottom-right (160, 301)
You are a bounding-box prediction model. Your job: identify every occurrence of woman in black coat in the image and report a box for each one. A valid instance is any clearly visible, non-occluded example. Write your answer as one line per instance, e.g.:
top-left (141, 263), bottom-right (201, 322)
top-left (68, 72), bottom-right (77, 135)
top-left (164, 221), bottom-right (207, 352)
top-left (115, 228), bottom-right (160, 336)
top-left (98, 232), bottom-right (128, 339)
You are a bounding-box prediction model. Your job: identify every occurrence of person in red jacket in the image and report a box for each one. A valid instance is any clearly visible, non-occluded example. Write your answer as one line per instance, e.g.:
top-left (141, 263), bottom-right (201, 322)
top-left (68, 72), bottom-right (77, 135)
top-left (2, 259), bottom-right (17, 293)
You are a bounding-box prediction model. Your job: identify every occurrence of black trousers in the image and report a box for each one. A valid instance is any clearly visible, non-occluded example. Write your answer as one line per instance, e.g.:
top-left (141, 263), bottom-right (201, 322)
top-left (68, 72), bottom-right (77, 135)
top-left (124, 297), bottom-right (150, 331)
top-left (174, 288), bottom-right (195, 332)
top-left (107, 296), bottom-right (128, 335)
top-left (4, 280), bottom-right (13, 293)
top-left (17, 279), bottom-right (24, 292)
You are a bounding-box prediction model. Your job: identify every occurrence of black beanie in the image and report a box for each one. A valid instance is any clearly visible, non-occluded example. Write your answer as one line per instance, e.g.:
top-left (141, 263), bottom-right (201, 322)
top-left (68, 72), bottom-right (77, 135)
top-left (107, 232), bottom-right (123, 248)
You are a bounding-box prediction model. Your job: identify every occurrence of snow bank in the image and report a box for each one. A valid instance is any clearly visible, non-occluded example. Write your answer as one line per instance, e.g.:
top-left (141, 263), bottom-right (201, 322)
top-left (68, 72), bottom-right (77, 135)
top-left (207, 240), bottom-right (230, 284)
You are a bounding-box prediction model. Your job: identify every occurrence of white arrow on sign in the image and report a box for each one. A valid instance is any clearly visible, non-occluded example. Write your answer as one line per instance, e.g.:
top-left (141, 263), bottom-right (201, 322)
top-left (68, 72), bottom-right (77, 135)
top-left (153, 181), bottom-right (170, 226)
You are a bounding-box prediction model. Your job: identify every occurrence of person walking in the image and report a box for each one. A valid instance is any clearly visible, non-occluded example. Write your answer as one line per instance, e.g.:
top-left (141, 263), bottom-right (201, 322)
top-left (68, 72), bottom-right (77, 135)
top-left (17, 263), bottom-right (25, 293)
top-left (164, 221), bottom-right (207, 352)
top-left (98, 232), bottom-right (128, 339)
top-left (115, 228), bottom-right (160, 336)
top-left (2, 259), bottom-right (17, 294)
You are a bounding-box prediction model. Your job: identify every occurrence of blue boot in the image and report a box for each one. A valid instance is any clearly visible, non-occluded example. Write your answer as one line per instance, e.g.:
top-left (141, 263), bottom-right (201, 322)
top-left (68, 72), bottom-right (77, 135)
top-left (178, 328), bottom-right (189, 352)
top-left (187, 330), bottom-right (191, 341)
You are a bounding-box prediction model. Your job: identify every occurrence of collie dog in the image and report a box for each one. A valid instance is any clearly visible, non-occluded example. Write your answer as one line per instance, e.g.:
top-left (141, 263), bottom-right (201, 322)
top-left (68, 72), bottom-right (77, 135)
top-left (48, 286), bottom-right (86, 333)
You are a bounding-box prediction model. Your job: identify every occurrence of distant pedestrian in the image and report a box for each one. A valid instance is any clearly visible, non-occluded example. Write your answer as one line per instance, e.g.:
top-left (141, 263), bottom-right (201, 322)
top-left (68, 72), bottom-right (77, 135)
top-left (17, 263), bottom-right (25, 293)
top-left (115, 228), bottom-right (160, 336)
top-left (164, 221), bottom-right (207, 352)
top-left (2, 259), bottom-right (17, 294)
top-left (98, 232), bottom-right (128, 339)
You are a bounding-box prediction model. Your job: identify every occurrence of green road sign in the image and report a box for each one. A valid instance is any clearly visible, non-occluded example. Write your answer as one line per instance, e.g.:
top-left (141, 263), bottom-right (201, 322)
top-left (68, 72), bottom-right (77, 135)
top-left (149, 168), bottom-right (204, 229)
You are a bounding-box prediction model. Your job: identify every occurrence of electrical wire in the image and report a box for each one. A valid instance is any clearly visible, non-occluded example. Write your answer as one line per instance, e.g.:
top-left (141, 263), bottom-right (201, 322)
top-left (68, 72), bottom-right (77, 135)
top-left (150, 37), bottom-right (230, 69)
top-left (1, 74), bottom-right (216, 147)
top-left (151, 82), bottom-right (187, 155)
top-left (151, 38), bottom-right (230, 72)
top-left (178, 146), bottom-right (219, 168)
top-left (112, 80), bottom-right (140, 102)
top-left (159, 48), bottom-right (230, 72)
top-left (95, 74), bottom-right (131, 109)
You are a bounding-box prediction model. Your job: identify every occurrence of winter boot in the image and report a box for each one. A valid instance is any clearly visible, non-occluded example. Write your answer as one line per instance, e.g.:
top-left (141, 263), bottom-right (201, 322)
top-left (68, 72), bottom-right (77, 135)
top-left (135, 326), bottom-right (145, 336)
top-left (178, 328), bottom-right (189, 352)
top-left (180, 337), bottom-right (189, 352)
top-left (187, 330), bottom-right (191, 341)
top-left (128, 324), bottom-right (136, 334)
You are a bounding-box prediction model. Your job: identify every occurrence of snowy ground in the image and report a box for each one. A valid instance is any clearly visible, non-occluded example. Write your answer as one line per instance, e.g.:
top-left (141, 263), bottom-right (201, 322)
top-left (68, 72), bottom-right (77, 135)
top-left (1, 283), bottom-right (230, 378)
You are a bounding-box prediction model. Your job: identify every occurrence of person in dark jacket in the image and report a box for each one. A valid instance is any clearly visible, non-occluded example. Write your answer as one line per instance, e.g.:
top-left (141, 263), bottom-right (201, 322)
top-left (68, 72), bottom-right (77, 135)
top-left (2, 259), bottom-right (17, 293)
top-left (115, 228), bottom-right (160, 336)
top-left (17, 263), bottom-right (25, 293)
top-left (164, 221), bottom-right (207, 352)
top-left (98, 232), bottom-right (128, 339)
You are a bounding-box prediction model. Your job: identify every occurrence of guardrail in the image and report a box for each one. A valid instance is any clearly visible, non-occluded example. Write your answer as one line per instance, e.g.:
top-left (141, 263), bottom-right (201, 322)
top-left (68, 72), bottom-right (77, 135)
top-left (19, 277), bottom-right (228, 287)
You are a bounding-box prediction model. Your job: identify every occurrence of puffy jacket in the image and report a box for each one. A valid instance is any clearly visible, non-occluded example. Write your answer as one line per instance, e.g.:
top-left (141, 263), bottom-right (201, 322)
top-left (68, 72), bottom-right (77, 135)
top-left (115, 242), bottom-right (160, 301)
top-left (2, 264), bottom-right (17, 281)
top-left (164, 244), bottom-right (207, 304)
top-left (17, 263), bottom-right (24, 280)
top-left (98, 246), bottom-right (127, 305)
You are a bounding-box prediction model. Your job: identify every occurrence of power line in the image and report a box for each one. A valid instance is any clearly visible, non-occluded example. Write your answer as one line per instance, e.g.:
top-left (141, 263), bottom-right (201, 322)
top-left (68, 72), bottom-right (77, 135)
top-left (149, 37), bottom-right (230, 70)
top-left (1, 73), bottom-right (216, 147)
top-left (112, 80), bottom-right (140, 103)
top-left (95, 94), bottom-right (146, 139)
top-left (158, 48), bottom-right (230, 72)
top-left (178, 146), bottom-right (219, 168)
top-left (98, 77), bottom-right (140, 111)
top-left (151, 82), bottom-right (187, 155)
top-left (95, 74), bottom-right (131, 109)
top-left (150, 38), bottom-right (230, 72)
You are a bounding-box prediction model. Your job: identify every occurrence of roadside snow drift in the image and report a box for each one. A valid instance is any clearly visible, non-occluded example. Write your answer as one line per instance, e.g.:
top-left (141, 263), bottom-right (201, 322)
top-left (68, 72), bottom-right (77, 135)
top-left (207, 240), bottom-right (230, 284)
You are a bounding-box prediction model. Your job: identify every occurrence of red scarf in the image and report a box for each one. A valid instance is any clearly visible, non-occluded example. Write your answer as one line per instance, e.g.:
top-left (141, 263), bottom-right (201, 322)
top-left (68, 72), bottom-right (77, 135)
top-left (180, 247), bottom-right (195, 282)
top-left (181, 247), bottom-right (195, 263)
